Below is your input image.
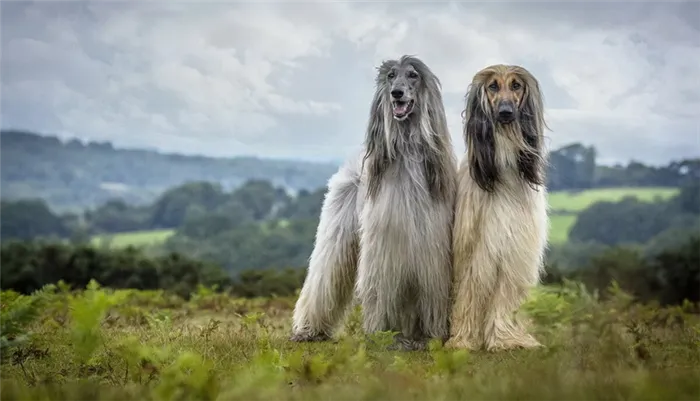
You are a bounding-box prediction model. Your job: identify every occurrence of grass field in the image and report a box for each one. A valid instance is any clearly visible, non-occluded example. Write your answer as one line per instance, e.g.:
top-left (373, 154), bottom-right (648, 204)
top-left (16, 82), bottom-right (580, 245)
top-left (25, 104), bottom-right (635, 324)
top-left (93, 187), bottom-right (678, 248)
top-left (547, 186), bottom-right (678, 212)
top-left (2, 283), bottom-right (699, 400)
top-left (98, 217), bottom-right (578, 246)
top-left (548, 214), bottom-right (578, 244)
top-left (91, 229), bottom-right (175, 248)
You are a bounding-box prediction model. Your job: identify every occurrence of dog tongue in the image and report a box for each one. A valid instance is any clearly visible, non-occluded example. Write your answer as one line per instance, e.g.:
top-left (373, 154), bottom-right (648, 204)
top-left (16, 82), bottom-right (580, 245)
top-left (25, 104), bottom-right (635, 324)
top-left (393, 103), bottom-right (408, 115)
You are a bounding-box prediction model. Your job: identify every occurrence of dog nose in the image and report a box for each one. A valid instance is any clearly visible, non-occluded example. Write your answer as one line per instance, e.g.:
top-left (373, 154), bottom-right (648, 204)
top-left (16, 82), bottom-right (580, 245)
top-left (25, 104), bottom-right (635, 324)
top-left (498, 102), bottom-right (514, 120)
top-left (391, 89), bottom-right (404, 99)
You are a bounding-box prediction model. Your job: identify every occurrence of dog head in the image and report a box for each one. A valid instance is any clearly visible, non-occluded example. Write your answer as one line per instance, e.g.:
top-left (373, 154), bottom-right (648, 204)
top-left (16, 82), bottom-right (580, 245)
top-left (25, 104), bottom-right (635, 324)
top-left (463, 64), bottom-right (547, 192)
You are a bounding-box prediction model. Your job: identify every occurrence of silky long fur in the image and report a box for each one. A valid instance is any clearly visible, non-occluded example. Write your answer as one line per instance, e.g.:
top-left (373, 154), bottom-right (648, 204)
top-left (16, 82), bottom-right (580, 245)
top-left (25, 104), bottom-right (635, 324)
top-left (446, 64), bottom-right (550, 351)
top-left (291, 55), bottom-right (458, 349)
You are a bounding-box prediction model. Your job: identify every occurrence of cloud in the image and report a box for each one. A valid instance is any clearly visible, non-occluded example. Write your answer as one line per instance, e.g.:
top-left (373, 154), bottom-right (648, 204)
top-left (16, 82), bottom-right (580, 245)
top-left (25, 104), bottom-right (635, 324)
top-left (1, 0), bottom-right (699, 165)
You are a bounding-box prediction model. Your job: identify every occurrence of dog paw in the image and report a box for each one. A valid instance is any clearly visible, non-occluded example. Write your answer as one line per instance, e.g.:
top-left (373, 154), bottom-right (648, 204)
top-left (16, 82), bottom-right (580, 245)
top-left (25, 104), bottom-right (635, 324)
top-left (289, 332), bottom-right (331, 343)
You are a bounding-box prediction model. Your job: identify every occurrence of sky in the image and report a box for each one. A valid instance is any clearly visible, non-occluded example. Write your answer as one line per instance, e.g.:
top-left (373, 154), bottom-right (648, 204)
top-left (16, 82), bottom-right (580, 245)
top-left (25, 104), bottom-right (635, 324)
top-left (1, 1), bottom-right (699, 166)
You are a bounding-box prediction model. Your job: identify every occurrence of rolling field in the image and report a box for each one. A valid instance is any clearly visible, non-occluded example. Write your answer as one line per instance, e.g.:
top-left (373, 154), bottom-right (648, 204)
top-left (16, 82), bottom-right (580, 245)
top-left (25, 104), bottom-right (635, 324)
top-left (91, 229), bottom-right (175, 248)
top-left (547, 186), bottom-right (678, 212)
top-left (2, 284), bottom-right (699, 400)
top-left (95, 187), bottom-right (678, 248)
top-left (548, 214), bottom-right (578, 244)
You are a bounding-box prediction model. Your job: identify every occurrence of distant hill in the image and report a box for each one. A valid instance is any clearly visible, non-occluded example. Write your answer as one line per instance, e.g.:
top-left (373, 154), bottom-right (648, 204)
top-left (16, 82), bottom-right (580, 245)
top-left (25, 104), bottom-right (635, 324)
top-left (0, 130), bottom-right (339, 211)
top-left (2, 130), bottom-right (697, 212)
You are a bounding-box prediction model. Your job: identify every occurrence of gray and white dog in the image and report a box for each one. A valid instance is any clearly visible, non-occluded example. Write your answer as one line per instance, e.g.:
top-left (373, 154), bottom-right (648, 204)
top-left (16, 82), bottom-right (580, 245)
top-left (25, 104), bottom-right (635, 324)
top-left (290, 55), bottom-right (458, 350)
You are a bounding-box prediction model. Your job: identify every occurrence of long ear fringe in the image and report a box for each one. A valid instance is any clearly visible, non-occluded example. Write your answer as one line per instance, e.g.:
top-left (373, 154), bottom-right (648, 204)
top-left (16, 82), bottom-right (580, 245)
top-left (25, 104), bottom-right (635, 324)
top-left (517, 73), bottom-right (547, 190)
top-left (464, 84), bottom-right (499, 193)
top-left (420, 70), bottom-right (454, 202)
top-left (363, 88), bottom-right (390, 201)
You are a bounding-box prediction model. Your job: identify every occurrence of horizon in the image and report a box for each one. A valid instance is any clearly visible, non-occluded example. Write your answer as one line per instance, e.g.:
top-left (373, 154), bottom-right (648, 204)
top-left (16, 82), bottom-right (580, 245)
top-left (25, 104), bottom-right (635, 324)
top-left (2, 1), bottom-right (699, 166)
top-left (1, 128), bottom-right (695, 169)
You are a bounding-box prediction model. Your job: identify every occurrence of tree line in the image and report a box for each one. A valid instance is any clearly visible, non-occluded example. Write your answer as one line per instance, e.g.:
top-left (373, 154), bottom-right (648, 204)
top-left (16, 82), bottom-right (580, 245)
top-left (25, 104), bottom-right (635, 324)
top-left (3, 189), bottom-right (699, 306)
top-left (1, 231), bottom-right (696, 307)
top-left (548, 143), bottom-right (699, 190)
top-left (0, 129), bottom-right (338, 211)
top-left (1, 179), bottom-right (698, 306)
top-left (2, 177), bottom-right (699, 275)
top-left (0, 240), bottom-right (305, 300)
top-left (1, 179), bottom-right (324, 239)
top-left (545, 235), bottom-right (699, 307)
top-left (2, 130), bottom-right (699, 212)
top-left (1, 178), bottom-right (325, 275)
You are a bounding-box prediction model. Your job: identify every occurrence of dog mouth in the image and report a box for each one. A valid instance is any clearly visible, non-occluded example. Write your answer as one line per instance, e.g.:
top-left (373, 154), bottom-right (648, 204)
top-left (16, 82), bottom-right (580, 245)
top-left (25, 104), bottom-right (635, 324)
top-left (392, 100), bottom-right (414, 120)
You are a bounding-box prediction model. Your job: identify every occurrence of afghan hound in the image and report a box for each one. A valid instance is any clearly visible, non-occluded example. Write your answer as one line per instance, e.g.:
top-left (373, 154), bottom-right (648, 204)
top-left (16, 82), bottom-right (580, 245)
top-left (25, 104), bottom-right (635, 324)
top-left (290, 55), bottom-right (458, 351)
top-left (446, 64), bottom-right (549, 351)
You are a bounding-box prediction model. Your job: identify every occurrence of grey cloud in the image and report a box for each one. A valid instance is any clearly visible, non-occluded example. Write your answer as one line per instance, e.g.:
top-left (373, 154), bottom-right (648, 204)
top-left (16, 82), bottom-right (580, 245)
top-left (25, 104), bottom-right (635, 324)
top-left (472, 1), bottom-right (698, 39)
top-left (1, 1), bottom-right (698, 166)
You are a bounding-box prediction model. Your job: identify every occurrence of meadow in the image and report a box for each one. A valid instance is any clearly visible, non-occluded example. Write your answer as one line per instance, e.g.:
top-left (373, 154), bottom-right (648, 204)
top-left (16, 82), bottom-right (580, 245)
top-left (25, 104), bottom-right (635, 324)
top-left (546, 187), bottom-right (678, 212)
top-left (92, 187), bottom-right (679, 248)
top-left (91, 229), bottom-right (175, 248)
top-left (2, 281), bottom-right (699, 401)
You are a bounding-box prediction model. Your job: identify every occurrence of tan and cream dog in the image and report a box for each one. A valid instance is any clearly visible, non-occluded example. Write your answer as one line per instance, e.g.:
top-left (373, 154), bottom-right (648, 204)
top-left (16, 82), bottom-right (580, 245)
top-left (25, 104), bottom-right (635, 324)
top-left (447, 64), bottom-right (550, 351)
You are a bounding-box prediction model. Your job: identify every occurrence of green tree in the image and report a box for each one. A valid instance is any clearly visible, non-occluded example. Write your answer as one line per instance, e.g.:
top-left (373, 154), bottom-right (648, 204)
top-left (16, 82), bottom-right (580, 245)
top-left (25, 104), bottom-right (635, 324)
top-left (648, 235), bottom-right (700, 306)
top-left (572, 246), bottom-right (652, 300)
top-left (568, 197), bottom-right (672, 246)
top-left (86, 199), bottom-right (150, 233)
top-left (229, 180), bottom-right (286, 221)
top-left (149, 182), bottom-right (228, 228)
top-left (0, 199), bottom-right (70, 240)
top-left (671, 179), bottom-right (700, 214)
top-left (179, 200), bottom-right (253, 239)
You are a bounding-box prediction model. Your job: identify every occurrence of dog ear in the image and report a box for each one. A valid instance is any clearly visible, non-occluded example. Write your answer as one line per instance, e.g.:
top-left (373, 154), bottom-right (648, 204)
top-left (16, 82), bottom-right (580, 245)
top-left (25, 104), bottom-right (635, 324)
top-left (363, 87), bottom-right (390, 200)
top-left (464, 84), bottom-right (499, 192)
top-left (421, 77), bottom-right (453, 202)
top-left (517, 79), bottom-right (545, 188)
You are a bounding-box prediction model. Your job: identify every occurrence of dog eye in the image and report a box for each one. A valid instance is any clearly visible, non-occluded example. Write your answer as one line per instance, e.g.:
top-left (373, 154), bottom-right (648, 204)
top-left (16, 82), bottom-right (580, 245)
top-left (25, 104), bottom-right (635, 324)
top-left (488, 82), bottom-right (499, 91)
top-left (408, 71), bottom-right (419, 79)
top-left (388, 72), bottom-right (396, 79)
top-left (511, 82), bottom-right (522, 90)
